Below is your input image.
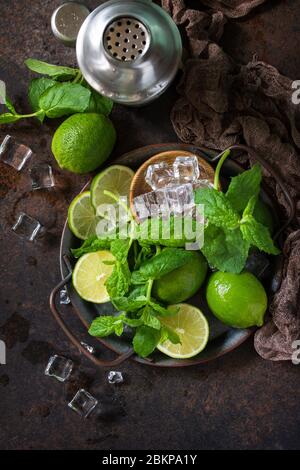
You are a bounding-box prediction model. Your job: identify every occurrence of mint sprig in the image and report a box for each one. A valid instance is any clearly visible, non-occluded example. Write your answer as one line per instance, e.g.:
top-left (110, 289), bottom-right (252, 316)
top-left (195, 159), bottom-right (280, 273)
top-left (0, 58), bottom-right (113, 125)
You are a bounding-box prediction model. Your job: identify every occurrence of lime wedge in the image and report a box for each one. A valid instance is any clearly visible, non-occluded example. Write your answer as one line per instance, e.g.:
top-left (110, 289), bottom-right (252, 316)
top-left (68, 191), bottom-right (100, 240)
top-left (72, 251), bottom-right (115, 303)
top-left (90, 165), bottom-right (134, 216)
top-left (157, 303), bottom-right (209, 359)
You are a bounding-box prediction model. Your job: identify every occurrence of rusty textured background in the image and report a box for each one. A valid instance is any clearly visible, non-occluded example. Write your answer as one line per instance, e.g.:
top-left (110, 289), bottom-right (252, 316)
top-left (0, 0), bottom-right (300, 450)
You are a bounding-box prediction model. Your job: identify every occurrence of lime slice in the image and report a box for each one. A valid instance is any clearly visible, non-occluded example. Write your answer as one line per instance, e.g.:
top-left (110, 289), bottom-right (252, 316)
top-left (68, 191), bottom-right (100, 240)
top-left (72, 251), bottom-right (115, 303)
top-left (157, 303), bottom-right (209, 359)
top-left (90, 165), bottom-right (134, 216)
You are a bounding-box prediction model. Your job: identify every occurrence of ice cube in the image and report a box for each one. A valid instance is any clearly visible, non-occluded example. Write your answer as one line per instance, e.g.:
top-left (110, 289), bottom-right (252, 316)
top-left (0, 135), bottom-right (32, 171)
top-left (133, 192), bottom-right (160, 220)
top-left (145, 162), bottom-right (174, 190)
top-left (155, 189), bottom-right (170, 216)
top-left (165, 183), bottom-right (195, 215)
top-left (193, 179), bottom-right (214, 190)
top-left (12, 212), bottom-right (43, 241)
top-left (173, 156), bottom-right (199, 184)
top-left (80, 342), bottom-right (96, 355)
top-left (29, 163), bottom-right (55, 190)
top-left (60, 288), bottom-right (70, 305)
top-left (107, 371), bottom-right (124, 384)
top-left (133, 194), bottom-right (151, 220)
top-left (45, 355), bottom-right (73, 382)
top-left (68, 389), bottom-right (98, 418)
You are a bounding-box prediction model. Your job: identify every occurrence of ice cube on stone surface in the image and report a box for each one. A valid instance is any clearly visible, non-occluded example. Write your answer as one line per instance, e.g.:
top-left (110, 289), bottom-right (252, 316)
top-left (45, 355), bottom-right (73, 382)
top-left (60, 288), bottom-right (70, 305)
top-left (145, 162), bottom-right (174, 190)
top-left (108, 371), bottom-right (124, 384)
top-left (0, 135), bottom-right (32, 171)
top-left (68, 389), bottom-right (98, 418)
top-left (12, 212), bottom-right (43, 241)
top-left (173, 156), bottom-right (199, 184)
top-left (29, 163), bottom-right (55, 190)
top-left (80, 341), bottom-right (96, 355)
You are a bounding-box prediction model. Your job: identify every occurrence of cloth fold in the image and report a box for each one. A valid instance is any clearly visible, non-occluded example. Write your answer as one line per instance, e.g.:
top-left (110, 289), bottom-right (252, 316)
top-left (162, 0), bottom-right (300, 360)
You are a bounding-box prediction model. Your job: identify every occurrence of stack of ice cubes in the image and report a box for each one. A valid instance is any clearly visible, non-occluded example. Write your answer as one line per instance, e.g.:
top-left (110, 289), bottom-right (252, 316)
top-left (134, 156), bottom-right (213, 219)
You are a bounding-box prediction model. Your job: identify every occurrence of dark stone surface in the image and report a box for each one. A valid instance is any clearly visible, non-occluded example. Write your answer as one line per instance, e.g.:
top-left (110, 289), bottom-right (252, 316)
top-left (0, 0), bottom-right (300, 450)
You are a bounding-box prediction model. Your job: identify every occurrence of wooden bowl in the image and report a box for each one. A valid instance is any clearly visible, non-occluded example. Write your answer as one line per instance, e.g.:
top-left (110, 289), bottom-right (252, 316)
top-left (129, 150), bottom-right (216, 220)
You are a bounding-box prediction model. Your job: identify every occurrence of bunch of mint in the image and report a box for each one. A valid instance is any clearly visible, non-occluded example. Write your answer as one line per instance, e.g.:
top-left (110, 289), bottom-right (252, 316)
top-left (0, 59), bottom-right (112, 124)
top-left (194, 163), bottom-right (280, 273)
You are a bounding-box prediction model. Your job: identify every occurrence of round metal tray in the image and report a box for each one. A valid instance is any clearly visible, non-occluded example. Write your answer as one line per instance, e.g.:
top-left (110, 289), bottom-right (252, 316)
top-left (50, 143), bottom-right (295, 368)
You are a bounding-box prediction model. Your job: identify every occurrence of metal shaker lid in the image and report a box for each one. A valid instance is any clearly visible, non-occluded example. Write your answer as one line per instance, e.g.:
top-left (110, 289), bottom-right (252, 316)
top-left (76, 0), bottom-right (182, 106)
top-left (51, 2), bottom-right (90, 47)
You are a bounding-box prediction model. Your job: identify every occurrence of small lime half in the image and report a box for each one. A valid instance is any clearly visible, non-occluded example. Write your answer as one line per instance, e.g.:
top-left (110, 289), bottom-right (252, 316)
top-left (72, 251), bottom-right (115, 303)
top-left (90, 165), bottom-right (134, 216)
top-left (68, 191), bottom-right (100, 240)
top-left (157, 303), bottom-right (209, 359)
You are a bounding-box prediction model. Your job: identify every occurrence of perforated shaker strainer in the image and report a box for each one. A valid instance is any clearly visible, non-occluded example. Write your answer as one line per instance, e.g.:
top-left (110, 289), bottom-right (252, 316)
top-left (76, 0), bottom-right (182, 106)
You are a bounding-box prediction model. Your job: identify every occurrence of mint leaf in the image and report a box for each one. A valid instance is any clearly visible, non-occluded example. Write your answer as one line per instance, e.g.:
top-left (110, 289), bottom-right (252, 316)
top-left (89, 314), bottom-right (125, 337)
top-left (240, 215), bottom-right (280, 255)
top-left (243, 195), bottom-right (257, 218)
top-left (202, 224), bottom-right (250, 273)
top-left (148, 301), bottom-right (179, 318)
top-left (140, 305), bottom-right (161, 330)
top-left (25, 59), bottom-right (78, 80)
top-left (105, 261), bottom-right (131, 298)
top-left (110, 239), bottom-right (131, 264)
top-left (112, 287), bottom-right (148, 312)
top-left (39, 82), bottom-right (90, 118)
top-left (131, 248), bottom-right (194, 284)
top-left (133, 326), bottom-right (161, 357)
top-left (194, 188), bottom-right (240, 230)
top-left (71, 236), bottom-right (112, 258)
top-left (226, 164), bottom-right (262, 213)
top-left (5, 97), bottom-right (17, 114)
top-left (0, 113), bottom-right (20, 124)
top-left (160, 326), bottom-right (181, 345)
top-left (137, 215), bottom-right (197, 248)
top-left (86, 89), bottom-right (113, 116)
top-left (123, 317), bottom-right (144, 327)
top-left (28, 78), bottom-right (56, 120)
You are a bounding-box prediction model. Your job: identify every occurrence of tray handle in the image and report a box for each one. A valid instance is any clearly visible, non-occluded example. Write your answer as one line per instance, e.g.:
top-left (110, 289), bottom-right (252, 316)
top-left (207, 144), bottom-right (295, 239)
top-left (49, 274), bottom-right (134, 367)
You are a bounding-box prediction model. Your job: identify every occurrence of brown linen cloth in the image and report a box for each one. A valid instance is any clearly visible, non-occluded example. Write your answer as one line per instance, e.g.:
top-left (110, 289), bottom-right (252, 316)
top-left (162, 0), bottom-right (300, 360)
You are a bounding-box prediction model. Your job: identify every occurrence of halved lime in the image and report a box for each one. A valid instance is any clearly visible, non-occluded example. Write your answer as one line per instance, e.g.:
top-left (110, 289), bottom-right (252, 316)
top-left (72, 251), bottom-right (115, 303)
top-left (90, 165), bottom-right (134, 216)
top-left (157, 303), bottom-right (209, 359)
top-left (68, 191), bottom-right (100, 240)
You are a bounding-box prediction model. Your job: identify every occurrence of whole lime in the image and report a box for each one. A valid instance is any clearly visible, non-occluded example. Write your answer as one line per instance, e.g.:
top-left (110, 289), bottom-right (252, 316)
top-left (206, 271), bottom-right (267, 328)
top-left (152, 251), bottom-right (208, 304)
top-left (51, 113), bottom-right (116, 174)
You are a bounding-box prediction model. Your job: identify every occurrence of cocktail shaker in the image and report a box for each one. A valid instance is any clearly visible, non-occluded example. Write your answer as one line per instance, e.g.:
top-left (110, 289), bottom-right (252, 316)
top-left (76, 0), bottom-right (182, 106)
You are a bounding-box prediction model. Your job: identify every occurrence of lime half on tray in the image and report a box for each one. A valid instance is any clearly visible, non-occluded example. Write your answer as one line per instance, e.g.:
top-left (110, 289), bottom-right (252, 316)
top-left (68, 191), bottom-right (100, 240)
top-left (72, 251), bottom-right (115, 303)
top-left (91, 165), bottom-right (134, 216)
top-left (157, 304), bottom-right (209, 359)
